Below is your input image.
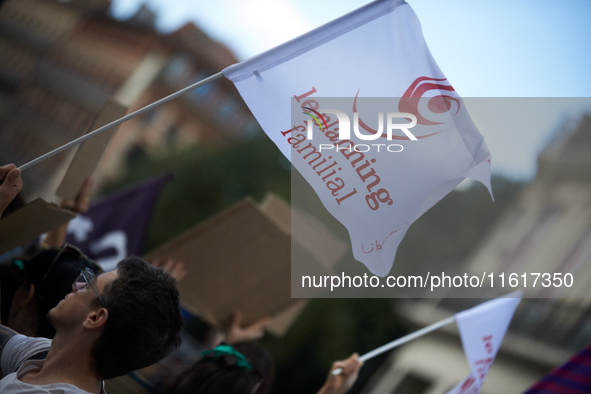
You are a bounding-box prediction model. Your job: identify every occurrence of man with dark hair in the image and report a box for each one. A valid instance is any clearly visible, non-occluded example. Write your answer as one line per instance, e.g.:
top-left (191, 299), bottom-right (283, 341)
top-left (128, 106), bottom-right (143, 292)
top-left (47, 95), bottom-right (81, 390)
top-left (0, 255), bottom-right (183, 393)
top-left (92, 256), bottom-right (183, 379)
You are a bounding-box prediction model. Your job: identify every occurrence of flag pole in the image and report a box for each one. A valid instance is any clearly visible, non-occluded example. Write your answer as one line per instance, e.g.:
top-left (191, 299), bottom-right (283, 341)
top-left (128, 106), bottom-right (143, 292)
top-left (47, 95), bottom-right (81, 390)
top-left (331, 315), bottom-right (455, 375)
top-left (18, 71), bottom-right (225, 171)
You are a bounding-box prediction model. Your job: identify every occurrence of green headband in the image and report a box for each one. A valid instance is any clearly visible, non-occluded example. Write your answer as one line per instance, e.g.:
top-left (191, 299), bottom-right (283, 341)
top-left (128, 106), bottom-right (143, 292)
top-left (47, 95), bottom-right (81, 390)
top-left (12, 259), bottom-right (25, 270)
top-left (201, 344), bottom-right (252, 369)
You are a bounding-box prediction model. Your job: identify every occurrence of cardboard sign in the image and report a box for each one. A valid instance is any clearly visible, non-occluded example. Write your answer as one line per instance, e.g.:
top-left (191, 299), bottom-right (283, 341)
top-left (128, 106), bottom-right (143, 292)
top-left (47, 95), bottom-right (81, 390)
top-left (0, 198), bottom-right (75, 254)
top-left (146, 194), bottom-right (345, 336)
top-left (56, 99), bottom-right (127, 200)
top-left (259, 194), bottom-right (347, 335)
top-left (264, 299), bottom-right (308, 337)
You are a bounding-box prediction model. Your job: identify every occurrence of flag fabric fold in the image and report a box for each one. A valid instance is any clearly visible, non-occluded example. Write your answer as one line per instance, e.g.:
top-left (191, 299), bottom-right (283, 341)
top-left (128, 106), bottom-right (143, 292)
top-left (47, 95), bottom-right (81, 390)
top-left (448, 291), bottom-right (522, 394)
top-left (223, 0), bottom-right (492, 276)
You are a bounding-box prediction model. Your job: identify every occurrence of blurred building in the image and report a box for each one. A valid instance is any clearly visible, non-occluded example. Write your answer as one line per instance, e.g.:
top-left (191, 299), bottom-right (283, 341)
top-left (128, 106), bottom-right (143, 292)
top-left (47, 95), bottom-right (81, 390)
top-left (362, 115), bottom-right (591, 393)
top-left (0, 0), bottom-right (258, 200)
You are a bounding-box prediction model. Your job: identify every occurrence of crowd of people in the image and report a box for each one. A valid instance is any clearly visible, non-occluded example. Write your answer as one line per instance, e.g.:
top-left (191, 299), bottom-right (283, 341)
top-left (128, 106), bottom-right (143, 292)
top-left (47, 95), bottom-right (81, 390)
top-left (0, 163), bottom-right (363, 393)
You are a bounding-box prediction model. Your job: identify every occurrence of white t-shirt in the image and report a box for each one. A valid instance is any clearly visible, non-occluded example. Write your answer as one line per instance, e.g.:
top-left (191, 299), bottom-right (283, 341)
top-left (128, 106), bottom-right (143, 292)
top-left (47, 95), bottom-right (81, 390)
top-left (0, 334), bottom-right (104, 393)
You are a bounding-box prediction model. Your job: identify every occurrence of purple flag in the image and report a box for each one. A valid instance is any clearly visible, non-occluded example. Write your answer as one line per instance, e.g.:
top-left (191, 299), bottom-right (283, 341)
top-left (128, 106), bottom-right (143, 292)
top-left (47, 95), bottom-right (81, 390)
top-left (65, 174), bottom-right (172, 271)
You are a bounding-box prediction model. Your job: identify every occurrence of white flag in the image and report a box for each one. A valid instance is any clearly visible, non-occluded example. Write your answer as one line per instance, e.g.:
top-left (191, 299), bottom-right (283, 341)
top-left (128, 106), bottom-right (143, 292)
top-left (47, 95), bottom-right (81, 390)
top-left (223, 0), bottom-right (492, 276)
top-left (448, 291), bottom-right (522, 394)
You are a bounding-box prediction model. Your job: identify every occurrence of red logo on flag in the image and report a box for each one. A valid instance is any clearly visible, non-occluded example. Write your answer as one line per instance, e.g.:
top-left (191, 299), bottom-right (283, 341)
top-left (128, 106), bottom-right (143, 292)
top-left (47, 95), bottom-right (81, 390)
top-left (399, 76), bottom-right (460, 125)
top-left (354, 75), bottom-right (458, 140)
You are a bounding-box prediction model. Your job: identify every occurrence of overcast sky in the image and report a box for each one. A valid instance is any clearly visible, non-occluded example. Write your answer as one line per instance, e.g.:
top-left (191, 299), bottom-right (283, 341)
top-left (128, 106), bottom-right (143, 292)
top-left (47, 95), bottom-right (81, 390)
top-left (110, 0), bottom-right (591, 180)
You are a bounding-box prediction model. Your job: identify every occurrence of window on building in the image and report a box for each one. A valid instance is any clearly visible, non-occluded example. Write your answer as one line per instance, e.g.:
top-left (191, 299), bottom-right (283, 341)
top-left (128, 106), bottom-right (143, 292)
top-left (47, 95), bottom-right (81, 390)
top-left (163, 56), bottom-right (191, 82)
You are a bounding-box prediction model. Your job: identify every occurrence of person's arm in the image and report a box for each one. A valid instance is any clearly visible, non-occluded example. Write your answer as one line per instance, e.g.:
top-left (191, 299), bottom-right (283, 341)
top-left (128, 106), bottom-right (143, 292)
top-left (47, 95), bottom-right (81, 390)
top-left (150, 258), bottom-right (188, 282)
top-left (0, 165), bottom-right (23, 349)
top-left (207, 311), bottom-right (271, 348)
top-left (41, 177), bottom-right (93, 248)
top-left (0, 325), bottom-right (17, 355)
top-left (0, 284), bottom-right (51, 378)
top-left (0, 280), bottom-right (18, 378)
top-left (0, 326), bottom-right (52, 379)
top-left (316, 353), bottom-right (363, 394)
top-left (0, 164), bottom-right (23, 219)
top-left (0, 320), bottom-right (18, 379)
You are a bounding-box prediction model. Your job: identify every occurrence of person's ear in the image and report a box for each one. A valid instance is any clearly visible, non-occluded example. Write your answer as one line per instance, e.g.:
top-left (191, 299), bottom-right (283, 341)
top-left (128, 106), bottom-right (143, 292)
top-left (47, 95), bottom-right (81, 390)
top-left (83, 307), bottom-right (108, 330)
top-left (21, 284), bottom-right (35, 307)
top-left (9, 284), bottom-right (36, 320)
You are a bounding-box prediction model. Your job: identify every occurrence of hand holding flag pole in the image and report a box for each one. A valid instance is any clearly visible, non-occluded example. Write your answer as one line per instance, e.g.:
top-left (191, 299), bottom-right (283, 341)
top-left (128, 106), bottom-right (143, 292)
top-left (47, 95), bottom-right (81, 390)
top-left (332, 291), bottom-right (522, 385)
top-left (18, 72), bottom-right (224, 172)
top-left (331, 316), bottom-right (455, 375)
